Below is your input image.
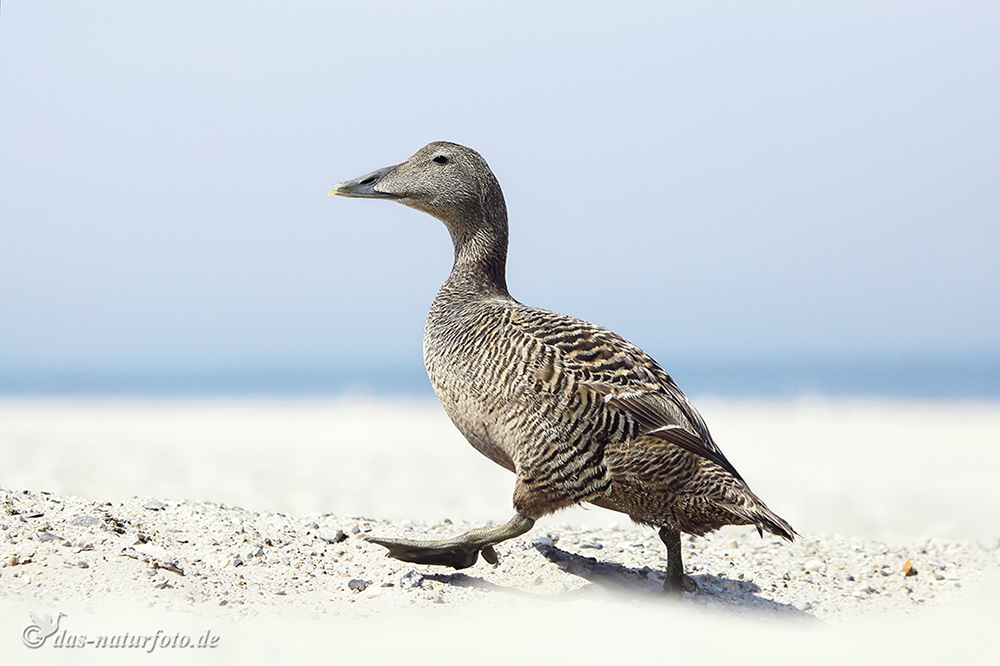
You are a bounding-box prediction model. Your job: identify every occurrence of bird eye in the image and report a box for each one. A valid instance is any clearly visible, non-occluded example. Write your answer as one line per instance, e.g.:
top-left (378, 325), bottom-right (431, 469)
top-left (433, 155), bottom-right (449, 164)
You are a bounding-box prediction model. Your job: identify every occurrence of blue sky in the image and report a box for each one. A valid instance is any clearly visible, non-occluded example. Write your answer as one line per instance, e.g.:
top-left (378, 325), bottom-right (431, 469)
top-left (2, 2), bottom-right (998, 375)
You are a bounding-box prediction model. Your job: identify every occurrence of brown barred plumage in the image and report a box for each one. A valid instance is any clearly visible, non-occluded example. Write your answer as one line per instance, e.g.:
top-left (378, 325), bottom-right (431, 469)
top-left (331, 142), bottom-right (795, 590)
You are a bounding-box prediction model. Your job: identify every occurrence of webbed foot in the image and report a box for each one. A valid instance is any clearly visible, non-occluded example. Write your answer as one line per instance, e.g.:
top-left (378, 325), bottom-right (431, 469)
top-left (665, 572), bottom-right (699, 593)
top-left (366, 514), bottom-right (533, 570)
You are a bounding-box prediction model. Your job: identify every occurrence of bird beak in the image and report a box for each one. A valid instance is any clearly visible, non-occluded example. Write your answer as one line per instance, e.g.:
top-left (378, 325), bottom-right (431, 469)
top-left (328, 163), bottom-right (402, 199)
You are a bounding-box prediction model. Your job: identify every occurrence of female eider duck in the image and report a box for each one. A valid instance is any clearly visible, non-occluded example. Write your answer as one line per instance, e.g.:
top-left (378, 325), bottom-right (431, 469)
top-left (330, 142), bottom-right (795, 591)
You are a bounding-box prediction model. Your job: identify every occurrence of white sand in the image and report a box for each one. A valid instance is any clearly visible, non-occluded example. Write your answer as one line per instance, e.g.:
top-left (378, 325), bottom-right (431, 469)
top-left (1, 396), bottom-right (998, 664)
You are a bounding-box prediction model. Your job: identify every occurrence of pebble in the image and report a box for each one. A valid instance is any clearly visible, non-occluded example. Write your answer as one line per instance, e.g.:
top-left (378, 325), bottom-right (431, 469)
top-left (399, 570), bottom-right (425, 589)
top-left (144, 501), bottom-right (167, 511)
top-left (318, 527), bottom-right (347, 544)
top-left (37, 531), bottom-right (65, 542)
top-left (348, 579), bottom-right (370, 593)
top-left (69, 515), bottom-right (101, 526)
top-left (803, 559), bottom-right (822, 572)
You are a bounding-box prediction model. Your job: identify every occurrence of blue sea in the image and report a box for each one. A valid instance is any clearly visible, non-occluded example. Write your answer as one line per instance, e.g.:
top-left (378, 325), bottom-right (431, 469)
top-left (1, 357), bottom-right (997, 399)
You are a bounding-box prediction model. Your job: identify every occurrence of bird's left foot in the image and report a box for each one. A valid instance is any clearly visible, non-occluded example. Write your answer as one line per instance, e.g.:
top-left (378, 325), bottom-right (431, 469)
top-left (363, 536), bottom-right (492, 569)
top-left (366, 514), bottom-right (534, 570)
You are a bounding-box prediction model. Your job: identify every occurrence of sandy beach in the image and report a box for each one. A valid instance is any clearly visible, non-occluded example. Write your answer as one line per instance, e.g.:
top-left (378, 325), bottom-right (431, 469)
top-left (1, 396), bottom-right (998, 664)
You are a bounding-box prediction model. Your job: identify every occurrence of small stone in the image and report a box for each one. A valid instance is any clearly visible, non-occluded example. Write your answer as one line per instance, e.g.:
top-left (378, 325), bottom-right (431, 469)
top-left (219, 599), bottom-right (228, 606)
top-left (903, 559), bottom-right (917, 576)
top-left (579, 542), bottom-right (603, 550)
top-left (318, 527), bottom-right (347, 544)
top-left (37, 531), bottom-right (64, 542)
top-left (348, 579), bottom-right (370, 593)
top-left (158, 561), bottom-right (184, 575)
top-left (350, 525), bottom-right (361, 534)
top-left (69, 515), bottom-right (101, 527)
top-left (144, 501), bottom-right (166, 511)
top-left (400, 570), bottom-right (424, 589)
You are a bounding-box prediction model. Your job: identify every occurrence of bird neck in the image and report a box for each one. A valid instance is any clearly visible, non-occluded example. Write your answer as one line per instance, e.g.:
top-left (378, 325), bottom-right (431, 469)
top-left (444, 197), bottom-right (510, 299)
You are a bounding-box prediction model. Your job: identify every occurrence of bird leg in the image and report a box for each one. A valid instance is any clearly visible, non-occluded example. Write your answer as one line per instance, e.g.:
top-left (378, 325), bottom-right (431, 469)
top-left (366, 513), bottom-right (535, 570)
top-left (658, 526), bottom-right (698, 593)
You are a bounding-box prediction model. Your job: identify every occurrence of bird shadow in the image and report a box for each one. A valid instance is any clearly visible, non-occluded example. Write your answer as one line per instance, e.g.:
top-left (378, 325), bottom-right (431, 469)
top-left (405, 543), bottom-right (811, 620)
top-left (530, 542), bottom-right (811, 619)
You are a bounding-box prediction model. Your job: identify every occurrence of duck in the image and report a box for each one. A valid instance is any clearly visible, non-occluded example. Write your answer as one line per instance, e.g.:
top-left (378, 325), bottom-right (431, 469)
top-left (330, 142), bottom-right (795, 591)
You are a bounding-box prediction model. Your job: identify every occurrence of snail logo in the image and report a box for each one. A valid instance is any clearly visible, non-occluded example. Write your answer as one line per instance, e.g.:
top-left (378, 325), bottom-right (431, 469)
top-left (22, 610), bottom-right (65, 649)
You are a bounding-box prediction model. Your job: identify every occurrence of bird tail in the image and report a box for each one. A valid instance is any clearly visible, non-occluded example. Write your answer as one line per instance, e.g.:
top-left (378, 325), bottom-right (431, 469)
top-left (735, 493), bottom-right (796, 541)
top-left (753, 503), bottom-right (796, 541)
top-left (707, 483), bottom-right (796, 542)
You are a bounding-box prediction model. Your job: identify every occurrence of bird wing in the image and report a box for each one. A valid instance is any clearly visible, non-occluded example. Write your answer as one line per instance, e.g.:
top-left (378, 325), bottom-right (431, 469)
top-left (592, 384), bottom-right (745, 482)
top-left (509, 306), bottom-right (744, 481)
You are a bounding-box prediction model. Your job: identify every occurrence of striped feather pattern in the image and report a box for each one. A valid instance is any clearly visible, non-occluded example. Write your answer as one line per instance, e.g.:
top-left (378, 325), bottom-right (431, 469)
top-left (343, 141), bottom-right (794, 543)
